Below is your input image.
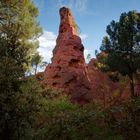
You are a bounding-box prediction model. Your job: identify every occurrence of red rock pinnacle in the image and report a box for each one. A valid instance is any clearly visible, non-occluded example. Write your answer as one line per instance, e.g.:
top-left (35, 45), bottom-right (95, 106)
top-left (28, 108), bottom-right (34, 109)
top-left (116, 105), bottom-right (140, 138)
top-left (59, 7), bottom-right (78, 36)
top-left (44, 7), bottom-right (92, 104)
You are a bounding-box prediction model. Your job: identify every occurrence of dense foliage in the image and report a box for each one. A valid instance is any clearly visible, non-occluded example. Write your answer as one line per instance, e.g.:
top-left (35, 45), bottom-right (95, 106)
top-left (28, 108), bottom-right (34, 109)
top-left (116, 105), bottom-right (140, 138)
top-left (100, 11), bottom-right (140, 97)
top-left (0, 0), bottom-right (42, 139)
top-left (27, 95), bottom-right (140, 140)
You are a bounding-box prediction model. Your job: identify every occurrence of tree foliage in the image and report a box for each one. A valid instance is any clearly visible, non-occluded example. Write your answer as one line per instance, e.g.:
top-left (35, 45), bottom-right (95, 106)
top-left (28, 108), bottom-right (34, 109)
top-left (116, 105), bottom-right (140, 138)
top-left (0, 0), bottom-right (42, 139)
top-left (100, 11), bottom-right (140, 97)
top-left (0, 0), bottom-right (42, 72)
top-left (31, 52), bottom-right (43, 75)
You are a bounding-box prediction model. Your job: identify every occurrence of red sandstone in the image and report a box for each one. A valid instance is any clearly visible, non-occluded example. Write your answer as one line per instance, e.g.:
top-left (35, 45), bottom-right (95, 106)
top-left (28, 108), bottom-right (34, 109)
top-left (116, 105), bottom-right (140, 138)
top-left (44, 7), bottom-right (136, 105)
top-left (44, 7), bottom-right (92, 104)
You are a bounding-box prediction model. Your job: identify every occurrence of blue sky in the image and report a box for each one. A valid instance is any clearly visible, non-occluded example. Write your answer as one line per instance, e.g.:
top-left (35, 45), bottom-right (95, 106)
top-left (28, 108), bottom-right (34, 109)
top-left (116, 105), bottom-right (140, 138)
top-left (34, 0), bottom-right (140, 62)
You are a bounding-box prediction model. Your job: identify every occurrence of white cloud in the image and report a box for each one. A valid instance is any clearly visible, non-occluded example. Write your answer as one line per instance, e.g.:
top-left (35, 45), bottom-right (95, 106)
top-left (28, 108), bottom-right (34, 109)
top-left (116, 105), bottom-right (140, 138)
top-left (57, 0), bottom-right (88, 12)
top-left (74, 0), bottom-right (88, 11)
top-left (80, 33), bottom-right (88, 40)
top-left (84, 49), bottom-right (91, 62)
top-left (37, 31), bottom-right (56, 63)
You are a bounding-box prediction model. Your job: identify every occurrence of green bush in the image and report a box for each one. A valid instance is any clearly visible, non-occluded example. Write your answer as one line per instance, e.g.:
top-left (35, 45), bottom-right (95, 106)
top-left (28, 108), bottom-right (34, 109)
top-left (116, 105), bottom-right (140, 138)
top-left (1, 75), bottom-right (139, 140)
top-left (35, 96), bottom-right (123, 140)
top-left (104, 98), bottom-right (140, 140)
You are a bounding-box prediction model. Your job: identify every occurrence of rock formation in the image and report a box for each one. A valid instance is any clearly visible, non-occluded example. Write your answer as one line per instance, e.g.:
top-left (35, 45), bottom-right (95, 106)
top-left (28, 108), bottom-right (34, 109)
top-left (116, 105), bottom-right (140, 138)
top-left (44, 7), bottom-right (92, 104)
top-left (87, 59), bottom-right (130, 106)
top-left (44, 7), bottom-right (138, 106)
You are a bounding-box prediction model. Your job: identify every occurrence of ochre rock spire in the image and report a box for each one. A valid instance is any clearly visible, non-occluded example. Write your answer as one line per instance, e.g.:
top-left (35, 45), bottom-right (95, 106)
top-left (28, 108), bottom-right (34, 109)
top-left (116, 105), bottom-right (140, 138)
top-left (59, 7), bottom-right (78, 35)
top-left (44, 7), bottom-right (92, 104)
top-left (43, 7), bottom-right (132, 106)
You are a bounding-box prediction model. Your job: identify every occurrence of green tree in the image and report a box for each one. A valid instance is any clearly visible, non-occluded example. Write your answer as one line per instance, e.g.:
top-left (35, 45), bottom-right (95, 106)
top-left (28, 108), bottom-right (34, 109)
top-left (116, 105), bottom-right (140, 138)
top-left (87, 53), bottom-right (91, 62)
top-left (100, 11), bottom-right (140, 97)
top-left (31, 52), bottom-right (43, 75)
top-left (95, 49), bottom-right (99, 56)
top-left (0, 0), bottom-right (42, 72)
top-left (0, 0), bottom-right (42, 139)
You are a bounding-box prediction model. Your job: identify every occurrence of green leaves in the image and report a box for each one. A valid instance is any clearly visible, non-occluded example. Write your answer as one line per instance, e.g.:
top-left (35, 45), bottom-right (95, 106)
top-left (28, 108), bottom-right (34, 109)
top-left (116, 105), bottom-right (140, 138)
top-left (0, 1), bottom-right (42, 139)
top-left (0, 0), bottom-right (42, 72)
top-left (31, 52), bottom-right (43, 74)
top-left (100, 11), bottom-right (140, 97)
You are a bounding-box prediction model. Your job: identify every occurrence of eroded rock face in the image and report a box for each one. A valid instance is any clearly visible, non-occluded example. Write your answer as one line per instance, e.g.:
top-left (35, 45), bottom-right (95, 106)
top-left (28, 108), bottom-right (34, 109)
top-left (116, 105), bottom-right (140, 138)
top-left (44, 7), bottom-right (136, 106)
top-left (87, 59), bottom-right (130, 106)
top-left (44, 7), bottom-right (92, 104)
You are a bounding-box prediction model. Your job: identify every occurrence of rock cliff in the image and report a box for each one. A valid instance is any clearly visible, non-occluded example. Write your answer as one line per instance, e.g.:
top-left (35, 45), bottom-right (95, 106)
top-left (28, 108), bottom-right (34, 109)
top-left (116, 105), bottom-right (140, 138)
top-left (87, 59), bottom-right (130, 106)
top-left (44, 7), bottom-right (92, 104)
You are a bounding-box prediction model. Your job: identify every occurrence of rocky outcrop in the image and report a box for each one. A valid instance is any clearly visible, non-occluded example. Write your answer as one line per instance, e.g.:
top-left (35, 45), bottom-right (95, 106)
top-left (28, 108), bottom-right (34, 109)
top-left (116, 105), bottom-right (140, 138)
top-left (44, 7), bottom-right (92, 104)
top-left (87, 59), bottom-right (130, 106)
top-left (43, 7), bottom-right (138, 106)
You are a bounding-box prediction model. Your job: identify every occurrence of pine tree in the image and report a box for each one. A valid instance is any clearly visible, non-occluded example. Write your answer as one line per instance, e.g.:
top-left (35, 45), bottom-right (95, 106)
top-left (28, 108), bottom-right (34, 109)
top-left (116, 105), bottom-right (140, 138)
top-left (100, 11), bottom-right (140, 97)
top-left (0, 0), bottom-right (42, 139)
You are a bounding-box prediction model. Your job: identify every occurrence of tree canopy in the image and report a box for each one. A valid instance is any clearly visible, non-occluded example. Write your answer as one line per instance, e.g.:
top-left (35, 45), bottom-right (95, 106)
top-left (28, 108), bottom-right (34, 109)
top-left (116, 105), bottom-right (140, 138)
top-left (0, 0), bottom-right (43, 139)
top-left (100, 11), bottom-right (140, 97)
top-left (0, 0), bottom-right (42, 73)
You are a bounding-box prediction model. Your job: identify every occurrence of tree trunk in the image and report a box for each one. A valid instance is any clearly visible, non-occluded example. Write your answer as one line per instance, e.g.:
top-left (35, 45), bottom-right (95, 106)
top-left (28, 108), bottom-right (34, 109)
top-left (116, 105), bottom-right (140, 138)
top-left (35, 65), bottom-right (38, 75)
top-left (129, 73), bottom-right (135, 98)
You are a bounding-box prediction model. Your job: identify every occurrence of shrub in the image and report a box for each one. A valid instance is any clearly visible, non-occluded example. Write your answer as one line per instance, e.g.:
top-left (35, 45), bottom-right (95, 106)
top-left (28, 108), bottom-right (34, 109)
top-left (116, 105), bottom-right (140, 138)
top-left (35, 96), bottom-right (123, 140)
top-left (104, 98), bottom-right (140, 140)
